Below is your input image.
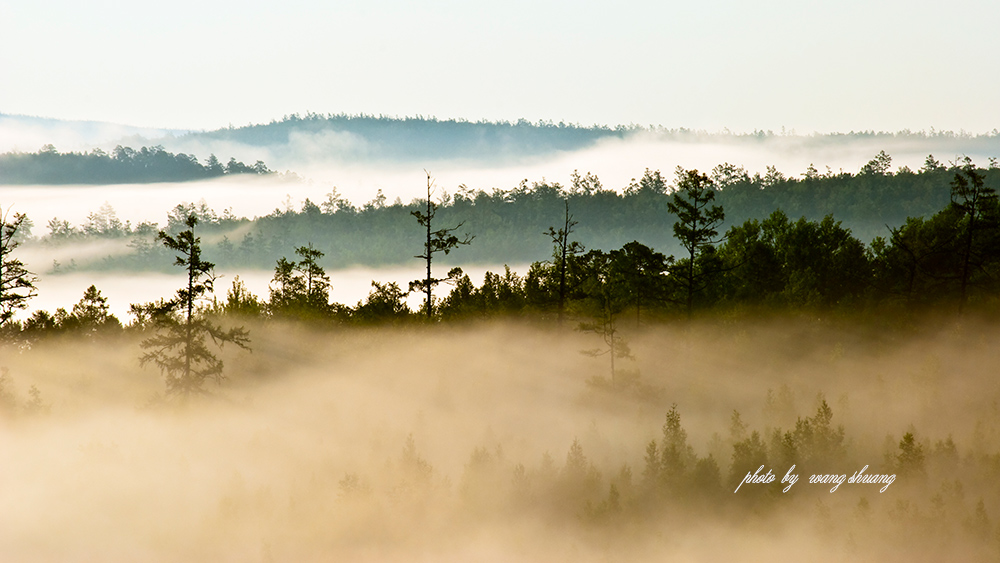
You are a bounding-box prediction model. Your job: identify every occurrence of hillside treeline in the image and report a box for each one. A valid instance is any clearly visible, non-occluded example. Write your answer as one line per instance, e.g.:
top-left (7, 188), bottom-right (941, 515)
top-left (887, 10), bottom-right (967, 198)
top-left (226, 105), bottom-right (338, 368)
top-left (177, 112), bottom-right (1000, 164)
top-left (0, 145), bottom-right (273, 184)
top-left (24, 151), bottom-right (999, 272)
top-left (190, 112), bottom-right (629, 161)
top-left (3, 154), bottom-right (998, 342)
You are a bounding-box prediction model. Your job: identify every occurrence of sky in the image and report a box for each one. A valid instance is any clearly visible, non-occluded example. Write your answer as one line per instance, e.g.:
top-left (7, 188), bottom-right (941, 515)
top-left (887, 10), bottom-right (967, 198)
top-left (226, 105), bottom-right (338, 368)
top-left (2, 0), bottom-right (1000, 134)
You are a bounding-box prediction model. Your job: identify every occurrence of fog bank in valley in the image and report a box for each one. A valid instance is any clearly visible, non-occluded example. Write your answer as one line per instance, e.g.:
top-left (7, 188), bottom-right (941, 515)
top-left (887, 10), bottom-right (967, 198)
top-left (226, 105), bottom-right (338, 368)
top-left (2, 318), bottom-right (999, 561)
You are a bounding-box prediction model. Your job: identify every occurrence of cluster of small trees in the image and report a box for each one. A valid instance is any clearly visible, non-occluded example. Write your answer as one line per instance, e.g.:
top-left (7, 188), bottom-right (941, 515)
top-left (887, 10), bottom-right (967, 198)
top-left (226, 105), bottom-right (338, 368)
top-left (304, 394), bottom-right (996, 557)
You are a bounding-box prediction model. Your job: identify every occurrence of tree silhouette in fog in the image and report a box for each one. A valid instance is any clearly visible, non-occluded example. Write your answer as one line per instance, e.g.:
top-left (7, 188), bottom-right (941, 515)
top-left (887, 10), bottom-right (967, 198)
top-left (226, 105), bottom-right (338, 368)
top-left (0, 206), bottom-right (36, 328)
top-left (139, 215), bottom-right (250, 399)
top-left (546, 199), bottom-right (585, 324)
top-left (949, 158), bottom-right (999, 313)
top-left (409, 171), bottom-right (473, 318)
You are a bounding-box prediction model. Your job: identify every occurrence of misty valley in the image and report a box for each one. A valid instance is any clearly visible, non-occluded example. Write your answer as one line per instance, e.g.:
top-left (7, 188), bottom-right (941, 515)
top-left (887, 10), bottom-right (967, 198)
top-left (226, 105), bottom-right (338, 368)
top-left (2, 318), bottom-right (1000, 562)
top-left (3, 120), bottom-right (1000, 561)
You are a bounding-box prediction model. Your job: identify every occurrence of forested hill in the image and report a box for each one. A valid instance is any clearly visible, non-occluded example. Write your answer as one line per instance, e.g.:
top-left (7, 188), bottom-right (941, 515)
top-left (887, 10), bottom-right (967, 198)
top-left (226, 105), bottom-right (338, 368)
top-left (31, 155), bottom-right (998, 273)
top-left (180, 113), bottom-right (631, 162)
top-left (0, 145), bottom-right (274, 184)
top-left (174, 114), bottom-right (1000, 164)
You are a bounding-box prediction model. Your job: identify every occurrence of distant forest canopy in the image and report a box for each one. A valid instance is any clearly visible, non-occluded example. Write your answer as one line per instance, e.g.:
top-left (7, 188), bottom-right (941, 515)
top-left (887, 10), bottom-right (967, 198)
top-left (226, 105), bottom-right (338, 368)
top-left (6, 111), bottom-right (1000, 168)
top-left (17, 151), bottom-right (999, 272)
top-left (184, 112), bottom-right (629, 162)
top-left (164, 113), bottom-right (1000, 164)
top-left (0, 145), bottom-right (274, 184)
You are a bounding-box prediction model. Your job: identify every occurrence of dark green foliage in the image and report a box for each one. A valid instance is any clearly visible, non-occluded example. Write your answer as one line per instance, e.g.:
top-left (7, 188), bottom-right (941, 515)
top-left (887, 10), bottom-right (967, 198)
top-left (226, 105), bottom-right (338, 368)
top-left (949, 159), bottom-right (999, 312)
top-left (0, 145), bottom-right (272, 184)
top-left (606, 241), bottom-right (670, 325)
top-left (351, 282), bottom-right (411, 324)
top-left (268, 243), bottom-right (332, 320)
top-left (873, 159), bottom-right (1000, 311)
top-left (718, 211), bottom-right (871, 308)
top-left (60, 285), bottom-right (122, 335)
top-left (0, 206), bottom-right (36, 328)
top-left (667, 169), bottom-right (725, 317)
top-left (139, 215), bottom-right (250, 399)
top-left (439, 267), bottom-right (525, 320)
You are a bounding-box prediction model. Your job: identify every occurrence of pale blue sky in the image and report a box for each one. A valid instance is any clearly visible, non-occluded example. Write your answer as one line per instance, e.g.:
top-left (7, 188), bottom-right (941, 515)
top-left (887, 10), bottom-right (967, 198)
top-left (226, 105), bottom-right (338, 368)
top-left (1, 0), bottom-right (998, 133)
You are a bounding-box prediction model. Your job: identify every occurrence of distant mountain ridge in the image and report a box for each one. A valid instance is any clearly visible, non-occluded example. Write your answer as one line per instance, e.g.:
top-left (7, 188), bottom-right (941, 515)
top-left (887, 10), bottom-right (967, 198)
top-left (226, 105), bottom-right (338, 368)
top-left (5, 111), bottom-right (1000, 173)
top-left (164, 112), bottom-right (630, 164)
top-left (158, 113), bottom-right (1000, 167)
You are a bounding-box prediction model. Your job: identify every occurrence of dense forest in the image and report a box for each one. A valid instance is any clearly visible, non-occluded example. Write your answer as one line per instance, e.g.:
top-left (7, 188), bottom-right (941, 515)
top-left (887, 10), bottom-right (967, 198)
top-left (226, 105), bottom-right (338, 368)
top-left (171, 112), bottom-right (1000, 164)
top-left (3, 152), bottom-right (998, 339)
top-left (16, 150), bottom-right (998, 273)
top-left (3, 144), bottom-right (1000, 561)
top-left (185, 112), bottom-right (629, 162)
top-left (0, 145), bottom-right (274, 184)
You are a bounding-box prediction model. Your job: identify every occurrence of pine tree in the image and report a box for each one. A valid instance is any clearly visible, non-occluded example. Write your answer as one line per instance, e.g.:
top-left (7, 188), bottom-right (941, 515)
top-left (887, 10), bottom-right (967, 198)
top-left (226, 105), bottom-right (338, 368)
top-left (139, 215), bottom-right (250, 400)
top-left (0, 206), bottom-right (37, 328)
top-left (667, 169), bottom-right (725, 318)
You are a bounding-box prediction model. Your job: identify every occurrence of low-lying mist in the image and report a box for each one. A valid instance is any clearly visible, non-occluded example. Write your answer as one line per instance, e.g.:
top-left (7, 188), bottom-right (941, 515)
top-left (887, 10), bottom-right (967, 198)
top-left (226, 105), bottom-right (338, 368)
top-left (8, 126), bottom-right (1000, 233)
top-left (3, 317), bottom-right (999, 561)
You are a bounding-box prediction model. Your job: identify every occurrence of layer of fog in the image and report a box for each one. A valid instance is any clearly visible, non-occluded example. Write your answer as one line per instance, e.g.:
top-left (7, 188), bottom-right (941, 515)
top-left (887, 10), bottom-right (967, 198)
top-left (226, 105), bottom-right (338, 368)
top-left (6, 129), bottom-right (1000, 232)
top-left (156, 127), bottom-right (1000, 202)
top-left (2, 319), bottom-right (999, 561)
